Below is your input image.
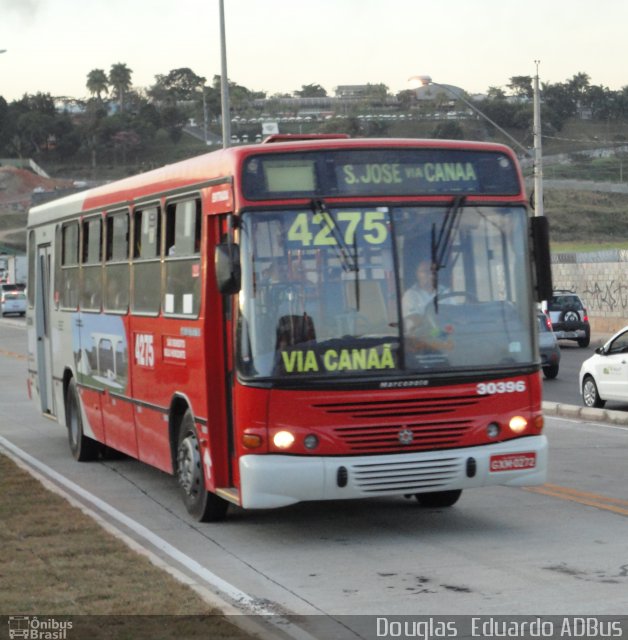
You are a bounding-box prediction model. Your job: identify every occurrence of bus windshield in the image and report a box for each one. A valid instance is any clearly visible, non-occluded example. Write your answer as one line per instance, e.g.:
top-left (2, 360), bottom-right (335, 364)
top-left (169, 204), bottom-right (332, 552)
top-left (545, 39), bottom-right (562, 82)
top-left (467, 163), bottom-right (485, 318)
top-left (237, 204), bottom-right (534, 381)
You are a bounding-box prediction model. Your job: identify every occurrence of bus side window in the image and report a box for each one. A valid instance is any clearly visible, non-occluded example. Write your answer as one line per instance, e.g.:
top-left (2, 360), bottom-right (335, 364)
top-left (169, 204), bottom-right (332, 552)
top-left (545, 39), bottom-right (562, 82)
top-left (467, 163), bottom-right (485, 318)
top-left (164, 198), bottom-right (201, 317)
top-left (104, 211), bottom-right (130, 313)
top-left (131, 206), bottom-right (161, 314)
top-left (80, 216), bottom-right (103, 311)
top-left (60, 220), bottom-right (79, 309)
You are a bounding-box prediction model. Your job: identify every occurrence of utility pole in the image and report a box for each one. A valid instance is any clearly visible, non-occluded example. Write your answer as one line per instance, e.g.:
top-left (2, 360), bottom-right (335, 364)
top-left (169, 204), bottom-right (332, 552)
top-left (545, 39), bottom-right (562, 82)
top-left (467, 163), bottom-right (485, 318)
top-left (533, 60), bottom-right (544, 216)
top-left (219, 0), bottom-right (231, 148)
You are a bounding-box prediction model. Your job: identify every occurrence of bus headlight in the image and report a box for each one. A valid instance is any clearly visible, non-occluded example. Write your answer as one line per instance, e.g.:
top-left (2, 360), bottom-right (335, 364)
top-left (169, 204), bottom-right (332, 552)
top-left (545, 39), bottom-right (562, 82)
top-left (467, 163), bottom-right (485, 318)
top-left (273, 431), bottom-right (295, 449)
top-left (509, 416), bottom-right (528, 434)
top-left (304, 434), bottom-right (319, 450)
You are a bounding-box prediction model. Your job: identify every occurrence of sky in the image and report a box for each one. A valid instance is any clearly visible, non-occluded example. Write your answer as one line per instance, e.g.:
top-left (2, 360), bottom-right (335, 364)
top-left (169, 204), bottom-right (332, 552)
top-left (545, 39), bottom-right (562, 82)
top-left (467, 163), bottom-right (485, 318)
top-left (2, 0), bottom-right (628, 102)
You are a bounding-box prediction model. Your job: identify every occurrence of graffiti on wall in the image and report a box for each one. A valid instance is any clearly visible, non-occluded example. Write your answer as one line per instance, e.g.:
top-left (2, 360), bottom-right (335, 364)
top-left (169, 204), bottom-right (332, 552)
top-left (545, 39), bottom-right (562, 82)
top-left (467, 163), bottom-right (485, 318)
top-left (581, 280), bottom-right (628, 314)
top-left (553, 251), bottom-right (628, 322)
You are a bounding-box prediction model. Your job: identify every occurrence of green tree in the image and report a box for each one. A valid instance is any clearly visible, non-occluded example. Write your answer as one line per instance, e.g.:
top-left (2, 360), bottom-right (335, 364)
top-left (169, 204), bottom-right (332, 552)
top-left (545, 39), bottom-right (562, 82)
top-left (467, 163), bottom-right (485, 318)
top-left (582, 84), bottom-right (612, 120)
top-left (542, 81), bottom-right (576, 129)
top-left (486, 86), bottom-right (506, 100)
top-left (150, 67), bottom-right (206, 103)
top-left (396, 89), bottom-right (415, 110)
top-left (432, 121), bottom-right (465, 140)
top-left (364, 83), bottom-right (389, 107)
top-left (86, 69), bottom-right (109, 101)
top-left (295, 83), bottom-right (327, 98)
top-left (7, 93), bottom-right (57, 156)
top-left (160, 104), bottom-right (187, 142)
top-left (0, 96), bottom-right (9, 155)
top-left (210, 75), bottom-right (256, 115)
top-left (507, 76), bottom-right (533, 99)
top-left (566, 72), bottom-right (591, 101)
top-left (109, 63), bottom-right (133, 112)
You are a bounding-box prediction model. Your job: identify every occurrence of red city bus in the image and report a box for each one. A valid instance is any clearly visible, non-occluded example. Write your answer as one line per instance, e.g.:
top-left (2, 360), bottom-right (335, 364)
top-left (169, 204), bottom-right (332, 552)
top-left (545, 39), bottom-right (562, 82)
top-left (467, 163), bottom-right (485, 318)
top-left (27, 135), bottom-right (552, 521)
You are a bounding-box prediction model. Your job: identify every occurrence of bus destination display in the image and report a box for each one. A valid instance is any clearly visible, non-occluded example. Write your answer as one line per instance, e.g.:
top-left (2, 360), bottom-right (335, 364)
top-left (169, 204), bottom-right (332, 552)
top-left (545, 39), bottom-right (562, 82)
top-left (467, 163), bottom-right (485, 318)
top-left (243, 149), bottom-right (519, 198)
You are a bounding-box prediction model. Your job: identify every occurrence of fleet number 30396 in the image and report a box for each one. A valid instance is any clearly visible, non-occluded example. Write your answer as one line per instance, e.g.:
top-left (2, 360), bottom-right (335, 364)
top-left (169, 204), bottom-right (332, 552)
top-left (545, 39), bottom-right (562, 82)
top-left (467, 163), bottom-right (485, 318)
top-left (476, 380), bottom-right (526, 395)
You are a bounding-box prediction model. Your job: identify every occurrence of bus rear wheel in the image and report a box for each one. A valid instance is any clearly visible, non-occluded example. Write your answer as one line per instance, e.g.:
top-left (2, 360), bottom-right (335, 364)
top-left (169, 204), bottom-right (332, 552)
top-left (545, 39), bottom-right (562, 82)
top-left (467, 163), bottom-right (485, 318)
top-left (65, 378), bottom-right (100, 462)
top-left (176, 410), bottom-right (228, 522)
top-left (415, 489), bottom-right (462, 508)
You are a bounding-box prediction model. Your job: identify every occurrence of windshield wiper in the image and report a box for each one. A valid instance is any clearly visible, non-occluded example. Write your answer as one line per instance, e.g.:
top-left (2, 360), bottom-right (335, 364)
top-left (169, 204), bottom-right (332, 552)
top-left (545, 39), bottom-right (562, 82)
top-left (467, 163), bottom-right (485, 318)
top-left (430, 195), bottom-right (466, 312)
top-left (312, 199), bottom-right (358, 274)
top-left (312, 198), bottom-right (361, 312)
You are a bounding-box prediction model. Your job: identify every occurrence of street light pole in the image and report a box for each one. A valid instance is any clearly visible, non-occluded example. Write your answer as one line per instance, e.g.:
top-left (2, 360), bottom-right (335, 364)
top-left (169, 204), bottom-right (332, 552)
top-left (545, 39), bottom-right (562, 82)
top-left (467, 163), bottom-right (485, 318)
top-left (533, 61), bottom-right (544, 216)
top-left (408, 75), bottom-right (532, 158)
top-left (218, 0), bottom-right (231, 149)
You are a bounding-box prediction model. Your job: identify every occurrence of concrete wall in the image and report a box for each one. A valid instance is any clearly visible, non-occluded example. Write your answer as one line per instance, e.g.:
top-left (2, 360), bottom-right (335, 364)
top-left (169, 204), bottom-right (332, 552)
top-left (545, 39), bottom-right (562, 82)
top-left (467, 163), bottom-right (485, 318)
top-left (551, 250), bottom-right (628, 335)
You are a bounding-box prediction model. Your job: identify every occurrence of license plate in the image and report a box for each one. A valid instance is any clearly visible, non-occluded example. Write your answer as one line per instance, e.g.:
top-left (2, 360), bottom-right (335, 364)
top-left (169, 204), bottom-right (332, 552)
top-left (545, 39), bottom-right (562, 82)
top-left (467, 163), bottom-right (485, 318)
top-left (490, 452), bottom-right (537, 472)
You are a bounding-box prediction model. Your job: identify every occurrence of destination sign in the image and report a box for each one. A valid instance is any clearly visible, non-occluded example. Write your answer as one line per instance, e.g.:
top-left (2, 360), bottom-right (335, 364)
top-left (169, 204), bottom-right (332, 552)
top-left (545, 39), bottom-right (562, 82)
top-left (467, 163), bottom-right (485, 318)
top-left (242, 148), bottom-right (520, 198)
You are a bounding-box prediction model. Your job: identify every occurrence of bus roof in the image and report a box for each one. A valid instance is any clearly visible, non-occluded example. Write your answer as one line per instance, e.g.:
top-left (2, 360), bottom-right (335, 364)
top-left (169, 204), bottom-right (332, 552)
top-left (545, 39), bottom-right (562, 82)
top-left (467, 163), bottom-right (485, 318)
top-left (28, 137), bottom-right (520, 227)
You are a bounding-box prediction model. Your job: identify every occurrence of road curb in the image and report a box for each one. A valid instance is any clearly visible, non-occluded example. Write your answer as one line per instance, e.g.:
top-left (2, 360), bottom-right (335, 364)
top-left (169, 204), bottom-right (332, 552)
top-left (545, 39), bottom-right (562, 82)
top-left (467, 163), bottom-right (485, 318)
top-left (542, 401), bottom-right (628, 425)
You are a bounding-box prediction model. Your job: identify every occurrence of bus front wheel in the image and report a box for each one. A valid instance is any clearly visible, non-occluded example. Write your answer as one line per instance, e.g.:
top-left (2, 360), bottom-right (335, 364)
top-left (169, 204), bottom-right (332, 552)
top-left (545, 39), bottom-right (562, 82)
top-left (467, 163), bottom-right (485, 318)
top-left (415, 489), bottom-right (462, 508)
top-left (65, 378), bottom-right (100, 462)
top-left (176, 410), bottom-right (228, 522)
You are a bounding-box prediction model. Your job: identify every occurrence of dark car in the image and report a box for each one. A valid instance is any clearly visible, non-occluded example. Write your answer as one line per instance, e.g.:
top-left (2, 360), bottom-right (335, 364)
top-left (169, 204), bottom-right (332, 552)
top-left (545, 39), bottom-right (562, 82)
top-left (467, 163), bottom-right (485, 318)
top-left (543, 290), bottom-right (590, 348)
top-left (538, 312), bottom-right (560, 378)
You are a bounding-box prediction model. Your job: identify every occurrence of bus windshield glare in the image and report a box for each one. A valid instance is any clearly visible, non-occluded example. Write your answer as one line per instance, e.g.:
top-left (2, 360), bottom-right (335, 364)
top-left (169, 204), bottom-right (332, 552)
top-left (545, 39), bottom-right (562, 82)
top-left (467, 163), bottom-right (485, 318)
top-left (237, 204), bottom-right (534, 380)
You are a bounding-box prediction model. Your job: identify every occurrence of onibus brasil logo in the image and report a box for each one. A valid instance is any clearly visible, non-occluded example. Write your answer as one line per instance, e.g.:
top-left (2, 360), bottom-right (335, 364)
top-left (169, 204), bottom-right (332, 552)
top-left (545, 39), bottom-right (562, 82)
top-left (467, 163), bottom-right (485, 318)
top-left (7, 617), bottom-right (72, 639)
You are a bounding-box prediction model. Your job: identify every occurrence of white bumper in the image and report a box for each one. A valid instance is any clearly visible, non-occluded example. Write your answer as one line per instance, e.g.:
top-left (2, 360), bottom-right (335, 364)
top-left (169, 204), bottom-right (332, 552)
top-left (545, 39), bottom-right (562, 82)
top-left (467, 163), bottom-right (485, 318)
top-left (239, 436), bottom-right (548, 509)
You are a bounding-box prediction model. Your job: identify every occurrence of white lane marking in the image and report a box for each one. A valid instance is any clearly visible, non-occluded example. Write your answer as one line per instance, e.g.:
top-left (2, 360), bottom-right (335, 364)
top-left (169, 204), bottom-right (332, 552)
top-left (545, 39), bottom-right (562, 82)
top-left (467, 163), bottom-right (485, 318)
top-left (547, 415), bottom-right (628, 431)
top-left (0, 435), bottom-right (321, 640)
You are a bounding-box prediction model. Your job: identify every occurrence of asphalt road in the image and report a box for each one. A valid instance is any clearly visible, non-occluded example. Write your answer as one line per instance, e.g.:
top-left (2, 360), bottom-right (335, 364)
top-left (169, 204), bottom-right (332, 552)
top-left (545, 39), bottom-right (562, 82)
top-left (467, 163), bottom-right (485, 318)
top-left (543, 335), bottom-right (628, 412)
top-left (542, 340), bottom-right (593, 406)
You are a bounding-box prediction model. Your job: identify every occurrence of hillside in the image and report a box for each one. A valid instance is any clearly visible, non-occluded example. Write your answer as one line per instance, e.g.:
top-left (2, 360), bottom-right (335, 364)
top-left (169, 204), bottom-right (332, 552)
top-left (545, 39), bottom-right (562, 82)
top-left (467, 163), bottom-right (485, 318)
top-left (0, 167), bottom-right (74, 252)
top-left (3, 117), bottom-right (628, 253)
top-left (543, 187), bottom-right (628, 248)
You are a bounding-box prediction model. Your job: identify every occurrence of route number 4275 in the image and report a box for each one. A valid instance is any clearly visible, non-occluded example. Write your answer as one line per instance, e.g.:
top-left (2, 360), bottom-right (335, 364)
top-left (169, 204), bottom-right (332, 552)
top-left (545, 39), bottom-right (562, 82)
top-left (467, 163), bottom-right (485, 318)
top-left (135, 333), bottom-right (155, 367)
top-left (287, 211), bottom-right (388, 247)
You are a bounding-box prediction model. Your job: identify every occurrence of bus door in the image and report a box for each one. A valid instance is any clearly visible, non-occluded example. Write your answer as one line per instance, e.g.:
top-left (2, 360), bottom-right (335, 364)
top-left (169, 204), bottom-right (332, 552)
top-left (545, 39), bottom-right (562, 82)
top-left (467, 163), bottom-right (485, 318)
top-left (35, 244), bottom-right (55, 415)
top-left (209, 212), bottom-right (238, 491)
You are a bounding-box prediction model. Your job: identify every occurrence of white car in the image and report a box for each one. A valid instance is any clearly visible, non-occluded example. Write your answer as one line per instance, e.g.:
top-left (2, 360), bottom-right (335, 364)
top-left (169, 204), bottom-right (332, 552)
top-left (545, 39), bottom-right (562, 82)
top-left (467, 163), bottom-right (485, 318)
top-left (579, 326), bottom-right (628, 407)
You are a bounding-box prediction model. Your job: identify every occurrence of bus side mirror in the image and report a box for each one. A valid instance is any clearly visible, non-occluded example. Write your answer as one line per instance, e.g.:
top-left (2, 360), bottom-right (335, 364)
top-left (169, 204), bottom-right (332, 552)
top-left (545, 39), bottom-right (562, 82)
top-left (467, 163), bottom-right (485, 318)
top-left (215, 243), bottom-right (241, 294)
top-left (530, 216), bottom-right (553, 302)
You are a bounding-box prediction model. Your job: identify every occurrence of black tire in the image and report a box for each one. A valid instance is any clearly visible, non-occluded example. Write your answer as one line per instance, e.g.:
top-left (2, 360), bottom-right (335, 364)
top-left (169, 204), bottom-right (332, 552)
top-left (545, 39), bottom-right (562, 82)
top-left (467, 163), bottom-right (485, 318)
top-left (543, 364), bottom-right (559, 379)
top-left (65, 378), bottom-right (100, 462)
top-left (577, 335), bottom-right (590, 348)
top-left (582, 375), bottom-right (605, 408)
top-left (176, 410), bottom-right (228, 522)
top-left (415, 489), bottom-right (462, 508)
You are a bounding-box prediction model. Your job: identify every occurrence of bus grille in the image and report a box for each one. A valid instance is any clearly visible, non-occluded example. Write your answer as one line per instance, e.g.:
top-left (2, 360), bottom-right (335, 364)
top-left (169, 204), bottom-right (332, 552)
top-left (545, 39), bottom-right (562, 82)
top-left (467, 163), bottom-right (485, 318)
top-left (332, 420), bottom-right (471, 452)
top-left (313, 397), bottom-right (478, 453)
top-left (350, 457), bottom-right (462, 494)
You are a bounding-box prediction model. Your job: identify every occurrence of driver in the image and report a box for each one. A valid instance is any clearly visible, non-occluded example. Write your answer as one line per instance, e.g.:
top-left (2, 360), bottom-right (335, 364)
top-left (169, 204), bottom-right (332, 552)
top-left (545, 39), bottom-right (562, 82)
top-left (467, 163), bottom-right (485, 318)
top-left (403, 260), bottom-right (436, 331)
top-left (402, 259), bottom-right (453, 351)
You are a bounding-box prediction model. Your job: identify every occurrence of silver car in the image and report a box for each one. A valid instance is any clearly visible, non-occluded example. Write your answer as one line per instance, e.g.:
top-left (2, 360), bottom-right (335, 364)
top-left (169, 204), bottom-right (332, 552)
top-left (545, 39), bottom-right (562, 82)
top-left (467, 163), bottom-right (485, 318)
top-left (538, 312), bottom-right (560, 379)
top-left (0, 290), bottom-right (26, 316)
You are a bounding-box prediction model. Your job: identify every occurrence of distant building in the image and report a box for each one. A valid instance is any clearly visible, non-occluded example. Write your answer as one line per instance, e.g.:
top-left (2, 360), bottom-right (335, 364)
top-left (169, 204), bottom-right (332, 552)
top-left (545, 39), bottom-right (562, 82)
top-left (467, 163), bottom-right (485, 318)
top-left (334, 85), bottom-right (373, 99)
